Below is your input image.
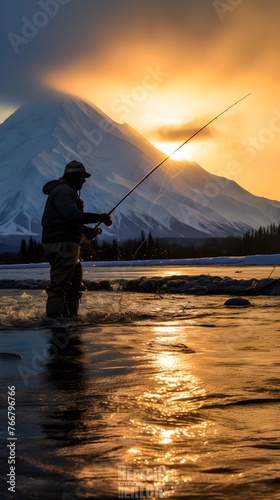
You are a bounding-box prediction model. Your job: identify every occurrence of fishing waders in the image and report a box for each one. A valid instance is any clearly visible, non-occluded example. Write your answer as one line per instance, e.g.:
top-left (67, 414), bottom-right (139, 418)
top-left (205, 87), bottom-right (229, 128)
top-left (44, 242), bottom-right (84, 318)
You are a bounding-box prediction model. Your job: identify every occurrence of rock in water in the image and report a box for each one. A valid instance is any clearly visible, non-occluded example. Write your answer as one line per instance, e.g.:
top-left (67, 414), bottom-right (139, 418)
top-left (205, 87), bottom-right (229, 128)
top-left (0, 352), bottom-right (23, 360)
top-left (224, 298), bottom-right (251, 307)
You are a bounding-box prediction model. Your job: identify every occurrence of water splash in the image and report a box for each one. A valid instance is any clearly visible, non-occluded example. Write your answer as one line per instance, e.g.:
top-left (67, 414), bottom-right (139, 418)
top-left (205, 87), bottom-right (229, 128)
top-left (0, 289), bottom-right (186, 329)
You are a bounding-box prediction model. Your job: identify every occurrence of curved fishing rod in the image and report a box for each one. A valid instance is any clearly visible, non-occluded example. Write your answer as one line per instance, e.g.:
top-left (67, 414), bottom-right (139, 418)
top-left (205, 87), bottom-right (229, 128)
top-left (94, 93), bottom-right (251, 231)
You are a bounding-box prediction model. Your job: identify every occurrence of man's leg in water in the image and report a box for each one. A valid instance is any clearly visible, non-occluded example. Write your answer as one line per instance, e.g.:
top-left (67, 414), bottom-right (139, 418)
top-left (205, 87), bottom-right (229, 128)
top-left (44, 242), bottom-right (80, 318)
top-left (65, 259), bottom-right (84, 317)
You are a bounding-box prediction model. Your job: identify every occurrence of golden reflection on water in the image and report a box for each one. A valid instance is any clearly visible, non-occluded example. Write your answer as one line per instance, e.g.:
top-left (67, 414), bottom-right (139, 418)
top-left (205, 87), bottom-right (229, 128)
top-left (73, 323), bottom-right (216, 495)
top-left (128, 322), bottom-right (212, 488)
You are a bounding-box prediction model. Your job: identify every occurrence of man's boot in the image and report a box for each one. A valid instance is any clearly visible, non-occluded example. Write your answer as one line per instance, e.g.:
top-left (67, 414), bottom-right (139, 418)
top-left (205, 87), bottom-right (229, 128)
top-left (46, 296), bottom-right (65, 318)
top-left (64, 298), bottom-right (80, 317)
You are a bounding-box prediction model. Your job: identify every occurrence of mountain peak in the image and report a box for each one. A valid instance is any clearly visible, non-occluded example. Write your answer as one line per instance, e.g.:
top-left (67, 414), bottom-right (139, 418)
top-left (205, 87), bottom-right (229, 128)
top-left (1, 92), bottom-right (280, 246)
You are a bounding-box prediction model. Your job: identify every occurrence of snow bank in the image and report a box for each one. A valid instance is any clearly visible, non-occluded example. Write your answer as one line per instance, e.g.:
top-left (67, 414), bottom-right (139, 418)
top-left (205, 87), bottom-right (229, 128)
top-left (1, 254), bottom-right (280, 270)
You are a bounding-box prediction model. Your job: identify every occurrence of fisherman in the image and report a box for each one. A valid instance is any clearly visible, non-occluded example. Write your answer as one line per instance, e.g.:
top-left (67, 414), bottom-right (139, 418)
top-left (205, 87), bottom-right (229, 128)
top-left (41, 160), bottom-right (111, 318)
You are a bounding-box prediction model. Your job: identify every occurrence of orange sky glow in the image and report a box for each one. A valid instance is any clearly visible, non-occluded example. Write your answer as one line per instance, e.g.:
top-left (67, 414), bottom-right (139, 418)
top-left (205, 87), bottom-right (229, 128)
top-left (1, 0), bottom-right (280, 200)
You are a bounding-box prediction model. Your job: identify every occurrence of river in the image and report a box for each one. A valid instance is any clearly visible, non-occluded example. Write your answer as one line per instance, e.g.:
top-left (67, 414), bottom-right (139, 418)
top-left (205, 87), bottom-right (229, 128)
top-left (0, 265), bottom-right (279, 499)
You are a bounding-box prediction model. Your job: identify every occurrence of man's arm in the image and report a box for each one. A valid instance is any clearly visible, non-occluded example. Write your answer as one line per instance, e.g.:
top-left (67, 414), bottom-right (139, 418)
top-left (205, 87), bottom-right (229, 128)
top-left (53, 186), bottom-right (100, 224)
top-left (53, 186), bottom-right (111, 225)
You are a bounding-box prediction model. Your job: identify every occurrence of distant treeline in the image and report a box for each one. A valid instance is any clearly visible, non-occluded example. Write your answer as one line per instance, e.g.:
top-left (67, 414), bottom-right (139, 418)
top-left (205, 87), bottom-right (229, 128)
top-left (1, 223), bottom-right (280, 264)
top-left (0, 237), bottom-right (46, 264)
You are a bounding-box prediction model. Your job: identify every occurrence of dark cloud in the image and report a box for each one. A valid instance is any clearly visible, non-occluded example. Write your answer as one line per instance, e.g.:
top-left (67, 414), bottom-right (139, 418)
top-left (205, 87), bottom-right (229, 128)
top-left (0, 0), bottom-right (109, 104)
top-left (149, 122), bottom-right (218, 142)
top-left (0, 0), bottom-right (222, 105)
top-left (1, 0), bottom-right (280, 110)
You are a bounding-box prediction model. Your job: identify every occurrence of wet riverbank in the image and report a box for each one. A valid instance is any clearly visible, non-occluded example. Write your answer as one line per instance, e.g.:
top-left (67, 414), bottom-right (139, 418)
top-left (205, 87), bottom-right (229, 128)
top-left (1, 273), bottom-right (280, 296)
top-left (1, 263), bottom-right (280, 499)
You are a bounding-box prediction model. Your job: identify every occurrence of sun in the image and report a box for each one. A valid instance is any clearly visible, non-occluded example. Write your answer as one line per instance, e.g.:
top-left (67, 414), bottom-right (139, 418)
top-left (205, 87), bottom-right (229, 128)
top-left (152, 141), bottom-right (199, 161)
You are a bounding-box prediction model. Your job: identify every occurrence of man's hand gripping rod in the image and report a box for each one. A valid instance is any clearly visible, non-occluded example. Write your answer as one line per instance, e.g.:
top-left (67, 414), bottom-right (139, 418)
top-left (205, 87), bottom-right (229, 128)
top-left (94, 93), bottom-right (251, 233)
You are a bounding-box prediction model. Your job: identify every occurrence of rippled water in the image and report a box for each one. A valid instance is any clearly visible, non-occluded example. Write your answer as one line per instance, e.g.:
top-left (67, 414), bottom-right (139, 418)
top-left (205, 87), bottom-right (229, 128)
top-left (0, 286), bottom-right (280, 499)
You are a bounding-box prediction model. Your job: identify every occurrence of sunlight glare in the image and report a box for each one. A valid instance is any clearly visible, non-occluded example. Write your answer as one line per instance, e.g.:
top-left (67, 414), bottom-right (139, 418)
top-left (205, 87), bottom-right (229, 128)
top-left (152, 141), bottom-right (199, 161)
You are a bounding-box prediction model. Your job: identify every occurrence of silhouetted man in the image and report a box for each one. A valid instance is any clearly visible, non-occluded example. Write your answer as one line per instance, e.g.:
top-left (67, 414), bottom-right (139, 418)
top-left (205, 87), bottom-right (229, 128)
top-left (41, 160), bottom-right (111, 318)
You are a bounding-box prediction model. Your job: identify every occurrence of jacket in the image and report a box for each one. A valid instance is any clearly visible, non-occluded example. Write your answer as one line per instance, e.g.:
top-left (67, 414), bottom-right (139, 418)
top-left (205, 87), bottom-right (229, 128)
top-left (41, 177), bottom-right (99, 243)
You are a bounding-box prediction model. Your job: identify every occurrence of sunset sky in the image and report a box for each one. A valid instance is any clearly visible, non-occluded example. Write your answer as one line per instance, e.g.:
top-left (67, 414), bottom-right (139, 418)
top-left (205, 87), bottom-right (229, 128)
top-left (1, 0), bottom-right (280, 200)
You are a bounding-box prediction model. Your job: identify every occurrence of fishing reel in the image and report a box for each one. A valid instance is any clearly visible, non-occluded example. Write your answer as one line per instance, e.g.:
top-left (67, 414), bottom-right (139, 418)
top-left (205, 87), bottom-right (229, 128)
top-left (83, 226), bottom-right (102, 242)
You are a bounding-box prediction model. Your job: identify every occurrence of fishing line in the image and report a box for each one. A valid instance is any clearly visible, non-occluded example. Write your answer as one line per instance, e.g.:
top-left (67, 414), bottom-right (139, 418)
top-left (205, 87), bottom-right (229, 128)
top-left (130, 163), bottom-right (174, 261)
top-left (131, 161), bottom-right (185, 261)
top-left (88, 94), bottom-right (252, 304)
top-left (93, 93), bottom-right (251, 233)
top-left (268, 265), bottom-right (276, 279)
top-left (113, 94), bottom-right (252, 262)
top-left (267, 264), bottom-right (280, 279)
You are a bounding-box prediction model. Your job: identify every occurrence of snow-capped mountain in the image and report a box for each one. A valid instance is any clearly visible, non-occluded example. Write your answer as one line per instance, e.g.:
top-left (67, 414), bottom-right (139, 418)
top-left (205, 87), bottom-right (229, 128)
top-left (1, 92), bottom-right (280, 248)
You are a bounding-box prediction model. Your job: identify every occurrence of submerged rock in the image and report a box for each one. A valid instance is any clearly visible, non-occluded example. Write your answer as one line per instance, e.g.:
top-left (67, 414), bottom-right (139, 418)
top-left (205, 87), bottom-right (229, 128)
top-left (139, 279), bottom-right (163, 292)
top-left (167, 279), bottom-right (187, 288)
top-left (0, 352), bottom-right (23, 360)
top-left (224, 298), bottom-right (251, 307)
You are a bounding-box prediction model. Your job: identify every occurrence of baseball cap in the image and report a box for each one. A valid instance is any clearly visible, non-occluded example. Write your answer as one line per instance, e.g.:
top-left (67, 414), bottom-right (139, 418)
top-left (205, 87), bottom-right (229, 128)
top-left (64, 160), bottom-right (91, 178)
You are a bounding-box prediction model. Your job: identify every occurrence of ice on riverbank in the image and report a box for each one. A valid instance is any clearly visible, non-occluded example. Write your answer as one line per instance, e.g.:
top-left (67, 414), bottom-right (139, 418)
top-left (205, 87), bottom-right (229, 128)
top-left (1, 253), bottom-right (280, 270)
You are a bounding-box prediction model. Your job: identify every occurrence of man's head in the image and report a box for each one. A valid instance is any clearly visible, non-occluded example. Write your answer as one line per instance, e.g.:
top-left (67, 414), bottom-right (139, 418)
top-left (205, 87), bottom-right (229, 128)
top-left (63, 161), bottom-right (91, 190)
top-left (64, 160), bottom-right (91, 178)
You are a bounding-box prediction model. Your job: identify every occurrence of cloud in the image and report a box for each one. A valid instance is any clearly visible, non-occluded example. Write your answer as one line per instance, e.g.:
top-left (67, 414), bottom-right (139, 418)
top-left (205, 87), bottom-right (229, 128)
top-left (1, 0), bottom-right (280, 199)
top-left (1, 1), bottom-right (280, 139)
top-left (0, 0), bottom-right (230, 105)
top-left (2, 0), bottom-right (280, 109)
top-left (148, 121), bottom-right (219, 143)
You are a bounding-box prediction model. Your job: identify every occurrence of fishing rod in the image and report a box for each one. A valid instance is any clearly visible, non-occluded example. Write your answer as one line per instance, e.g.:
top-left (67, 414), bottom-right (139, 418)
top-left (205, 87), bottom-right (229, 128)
top-left (94, 93), bottom-right (251, 232)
